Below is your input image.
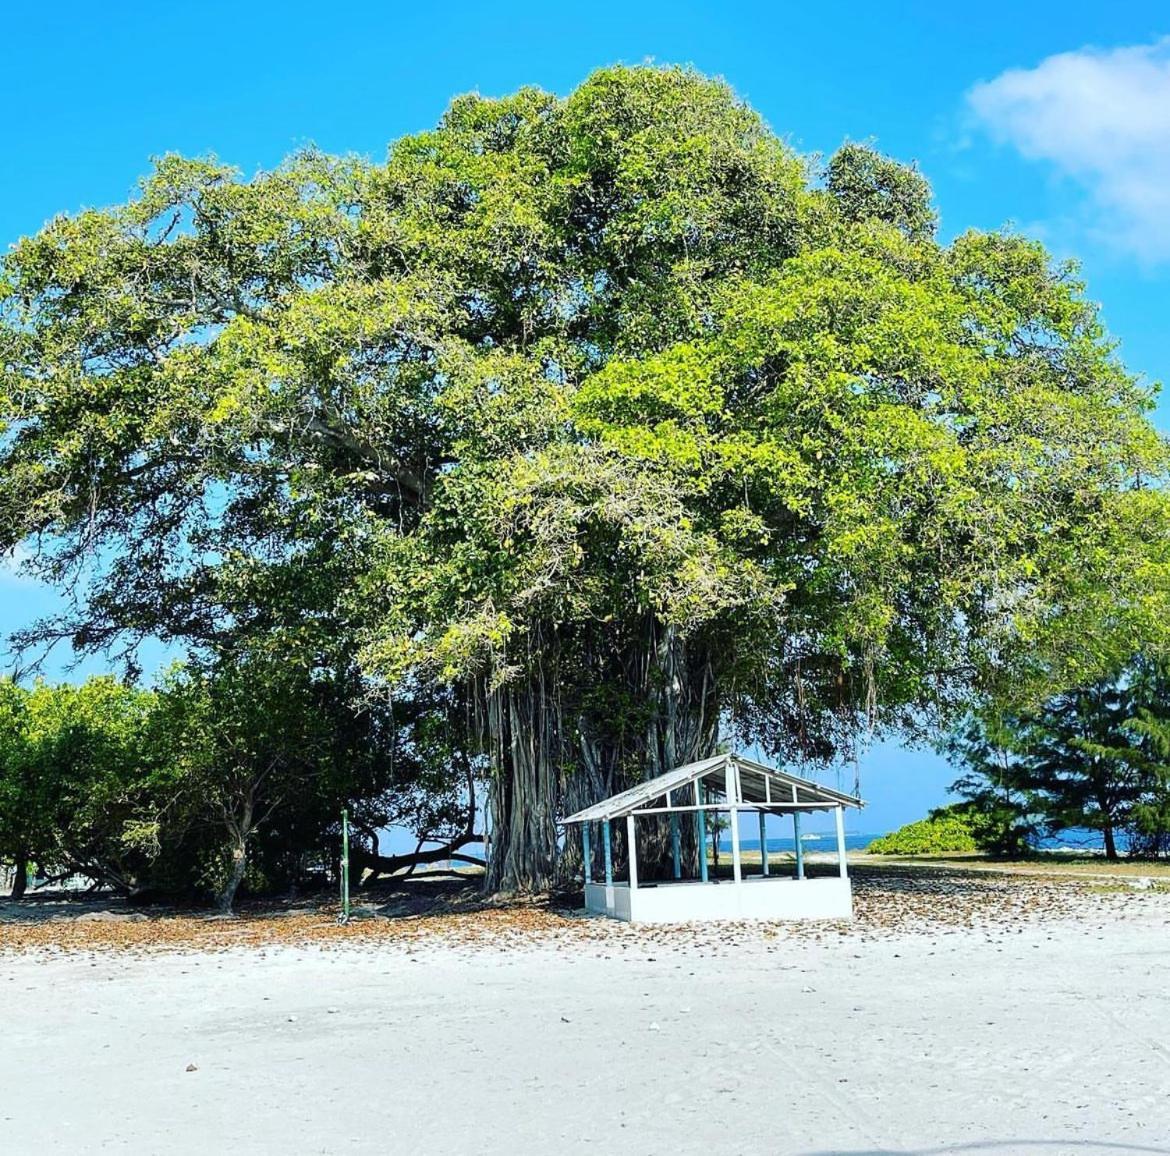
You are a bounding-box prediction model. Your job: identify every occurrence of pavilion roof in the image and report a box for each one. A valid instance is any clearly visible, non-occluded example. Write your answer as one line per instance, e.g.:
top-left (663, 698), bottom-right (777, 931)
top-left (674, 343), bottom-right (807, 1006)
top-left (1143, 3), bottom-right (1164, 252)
top-left (561, 752), bottom-right (864, 824)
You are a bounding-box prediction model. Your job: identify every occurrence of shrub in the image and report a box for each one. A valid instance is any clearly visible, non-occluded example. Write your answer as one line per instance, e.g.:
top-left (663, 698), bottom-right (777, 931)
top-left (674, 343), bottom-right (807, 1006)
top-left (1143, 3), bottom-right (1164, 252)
top-left (866, 810), bottom-right (979, 855)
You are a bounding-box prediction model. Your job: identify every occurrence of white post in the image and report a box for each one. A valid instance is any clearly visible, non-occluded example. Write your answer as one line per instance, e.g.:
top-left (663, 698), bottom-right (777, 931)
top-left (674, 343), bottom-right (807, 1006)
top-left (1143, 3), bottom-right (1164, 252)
top-left (793, 810), bottom-right (805, 880)
top-left (627, 813), bottom-right (638, 891)
top-left (835, 805), bottom-right (848, 879)
top-left (730, 810), bottom-right (742, 884)
top-left (728, 760), bottom-right (742, 884)
top-left (696, 781), bottom-right (708, 883)
top-left (759, 811), bottom-right (769, 877)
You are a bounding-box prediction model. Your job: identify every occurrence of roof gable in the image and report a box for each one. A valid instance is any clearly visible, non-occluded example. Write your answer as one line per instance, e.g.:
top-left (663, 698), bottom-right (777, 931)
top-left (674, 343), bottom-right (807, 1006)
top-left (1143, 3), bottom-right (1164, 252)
top-left (561, 752), bottom-right (863, 824)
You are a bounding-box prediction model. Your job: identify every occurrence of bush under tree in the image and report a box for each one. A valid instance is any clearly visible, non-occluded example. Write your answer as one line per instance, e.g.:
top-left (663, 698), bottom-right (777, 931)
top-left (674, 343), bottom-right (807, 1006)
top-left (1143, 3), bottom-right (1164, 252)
top-left (866, 808), bottom-right (980, 855)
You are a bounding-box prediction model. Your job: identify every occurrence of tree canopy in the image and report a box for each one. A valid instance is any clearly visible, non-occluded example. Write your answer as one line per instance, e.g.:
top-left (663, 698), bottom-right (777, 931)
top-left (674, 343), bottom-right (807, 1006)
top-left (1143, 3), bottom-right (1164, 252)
top-left (0, 677), bottom-right (163, 896)
top-left (0, 664), bottom-right (438, 907)
top-left (3, 65), bottom-right (1169, 892)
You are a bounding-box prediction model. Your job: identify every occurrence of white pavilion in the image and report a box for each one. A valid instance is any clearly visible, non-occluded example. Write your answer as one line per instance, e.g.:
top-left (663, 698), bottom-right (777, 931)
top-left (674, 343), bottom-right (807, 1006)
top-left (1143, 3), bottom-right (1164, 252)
top-left (561, 752), bottom-right (864, 923)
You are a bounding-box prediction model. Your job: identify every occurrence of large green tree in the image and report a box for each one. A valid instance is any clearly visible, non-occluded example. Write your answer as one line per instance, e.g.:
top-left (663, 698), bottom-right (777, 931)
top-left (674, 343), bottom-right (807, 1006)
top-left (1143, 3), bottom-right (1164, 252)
top-left (946, 659), bottom-right (1170, 859)
top-left (0, 677), bottom-right (164, 895)
top-left (0, 679), bottom-right (33, 896)
top-left (3, 66), bottom-right (1168, 891)
top-left (941, 712), bottom-right (1037, 856)
top-left (1122, 663), bottom-right (1170, 856)
top-left (1018, 681), bottom-right (1141, 860)
top-left (150, 652), bottom-right (400, 911)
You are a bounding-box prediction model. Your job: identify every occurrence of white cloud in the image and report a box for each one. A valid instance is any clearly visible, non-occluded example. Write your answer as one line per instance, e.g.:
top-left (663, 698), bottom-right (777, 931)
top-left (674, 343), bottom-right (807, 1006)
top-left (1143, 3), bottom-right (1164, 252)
top-left (968, 38), bottom-right (1170, 260)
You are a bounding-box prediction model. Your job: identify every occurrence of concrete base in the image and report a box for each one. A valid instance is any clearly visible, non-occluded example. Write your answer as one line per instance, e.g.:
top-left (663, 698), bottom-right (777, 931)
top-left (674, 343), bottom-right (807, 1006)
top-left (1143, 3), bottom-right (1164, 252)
top-left (584, 876), bottom-right (853, 923)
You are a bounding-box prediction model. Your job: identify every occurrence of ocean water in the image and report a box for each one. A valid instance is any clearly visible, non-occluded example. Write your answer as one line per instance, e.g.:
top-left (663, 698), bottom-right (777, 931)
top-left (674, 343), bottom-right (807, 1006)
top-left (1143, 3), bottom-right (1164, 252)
top-left (724, 829), bottom-right (1128, 855)
top-left (718, 833), bottom-right (880, 854)
top-left (388, 827), bottom-right (1132, 861)
top-left (724, 831), bottom-right (1128, 855)
top-left (1031, 828), bottom-right (1136, 854)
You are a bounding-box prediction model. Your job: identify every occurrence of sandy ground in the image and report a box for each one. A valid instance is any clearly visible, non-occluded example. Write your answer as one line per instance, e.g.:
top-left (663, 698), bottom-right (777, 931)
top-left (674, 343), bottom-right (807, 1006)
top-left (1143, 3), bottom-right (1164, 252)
top-left (2, 870), bottom-right (1169, 1156)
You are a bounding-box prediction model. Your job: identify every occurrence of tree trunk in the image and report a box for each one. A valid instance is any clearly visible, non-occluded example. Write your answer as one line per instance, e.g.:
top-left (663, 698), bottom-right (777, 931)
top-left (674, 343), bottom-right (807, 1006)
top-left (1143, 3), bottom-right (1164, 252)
top-left (9, 851), bottom-right (28, 899)
top-left (354, 832), bottom-right (482, 887)
top-left (483, 679), bottom-right (563, 893)
top-left (480, 621), bottom-right (718, 894)
top-left (218, 843), bottom-right (247, 912)
top-left (1102, 819), bottom-right (1118, 861)
top-left (217, 815), bottom-right (251, 913)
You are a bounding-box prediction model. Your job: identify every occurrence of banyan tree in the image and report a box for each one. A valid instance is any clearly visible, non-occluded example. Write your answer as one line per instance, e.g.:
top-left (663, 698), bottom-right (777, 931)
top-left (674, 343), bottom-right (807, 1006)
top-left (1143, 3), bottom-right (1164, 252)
top-left (3, 66), bottom-right (1168, 893)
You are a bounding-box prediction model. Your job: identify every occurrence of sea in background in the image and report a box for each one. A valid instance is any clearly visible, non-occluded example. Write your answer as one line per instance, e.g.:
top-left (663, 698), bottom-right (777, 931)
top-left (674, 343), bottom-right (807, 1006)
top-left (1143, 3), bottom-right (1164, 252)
top-left (718, 834), bottom-right (878, 854)
top-left (1032, 828), bottom-right (1136, 854)
top-left (385, 826), bottom-right (1125, 863)
top-left (720, 829), bottom-right (1124, 854)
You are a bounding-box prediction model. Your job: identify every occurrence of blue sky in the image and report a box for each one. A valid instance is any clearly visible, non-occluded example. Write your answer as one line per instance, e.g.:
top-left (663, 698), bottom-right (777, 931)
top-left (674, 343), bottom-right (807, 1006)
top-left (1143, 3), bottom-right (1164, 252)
top-left (3, 1), bottom-right (1169, 833)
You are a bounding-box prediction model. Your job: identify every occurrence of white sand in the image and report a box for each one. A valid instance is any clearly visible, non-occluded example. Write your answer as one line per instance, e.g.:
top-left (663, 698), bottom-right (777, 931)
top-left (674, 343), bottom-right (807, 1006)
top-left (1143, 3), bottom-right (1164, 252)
top-left (3, 898), bottom-right (1170, 1155)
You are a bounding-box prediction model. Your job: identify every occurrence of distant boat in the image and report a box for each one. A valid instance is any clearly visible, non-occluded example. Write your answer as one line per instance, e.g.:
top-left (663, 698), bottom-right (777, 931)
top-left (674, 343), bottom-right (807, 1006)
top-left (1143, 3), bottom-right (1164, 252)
top-left (801, 833), bottom-right (821, 842)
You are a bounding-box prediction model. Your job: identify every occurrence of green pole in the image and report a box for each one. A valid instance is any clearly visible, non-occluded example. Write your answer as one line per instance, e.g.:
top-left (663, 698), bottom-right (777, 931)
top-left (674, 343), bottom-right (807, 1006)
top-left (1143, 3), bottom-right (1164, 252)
top-left (341, 808), bottom-right (350, 923)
